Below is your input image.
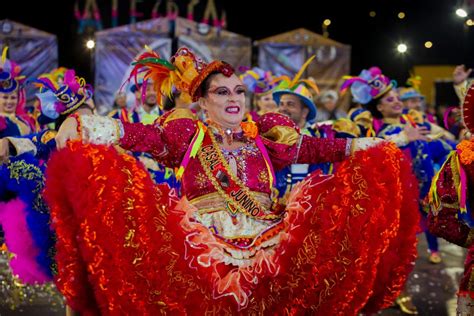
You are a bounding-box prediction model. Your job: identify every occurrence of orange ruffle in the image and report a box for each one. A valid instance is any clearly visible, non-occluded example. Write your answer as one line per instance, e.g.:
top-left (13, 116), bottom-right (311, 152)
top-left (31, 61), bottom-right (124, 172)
top-left (44, 141), bottom-right (419, 315)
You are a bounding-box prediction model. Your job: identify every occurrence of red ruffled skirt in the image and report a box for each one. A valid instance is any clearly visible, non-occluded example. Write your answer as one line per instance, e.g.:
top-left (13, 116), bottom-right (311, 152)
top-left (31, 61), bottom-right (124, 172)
top-left (44, 141), bottom-right (419, 315)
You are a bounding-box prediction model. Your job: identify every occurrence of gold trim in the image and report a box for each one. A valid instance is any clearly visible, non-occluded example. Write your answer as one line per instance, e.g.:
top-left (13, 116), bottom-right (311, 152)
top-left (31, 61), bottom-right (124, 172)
top-left (189, 191), bottom-right (272, 215)
top-left (261, 125), bottom-right (299, 146)
top-left (164, 108), bottom-right (196, 126)
top-left (197, 131), bottom-right (278, 220)
top-left (465, 229), bottom-right (474, 248)
top-left (382, 117), bottom-right (403, 126)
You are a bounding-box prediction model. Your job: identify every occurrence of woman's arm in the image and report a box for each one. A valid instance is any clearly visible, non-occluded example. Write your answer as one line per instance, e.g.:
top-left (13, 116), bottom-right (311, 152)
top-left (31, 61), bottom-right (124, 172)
top-left (56, 109), bottom-right (197, 168)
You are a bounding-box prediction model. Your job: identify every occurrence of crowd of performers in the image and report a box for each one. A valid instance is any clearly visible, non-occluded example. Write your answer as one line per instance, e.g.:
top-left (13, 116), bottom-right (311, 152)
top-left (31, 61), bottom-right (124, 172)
top-left (0, 44), bottom-right (473, 315)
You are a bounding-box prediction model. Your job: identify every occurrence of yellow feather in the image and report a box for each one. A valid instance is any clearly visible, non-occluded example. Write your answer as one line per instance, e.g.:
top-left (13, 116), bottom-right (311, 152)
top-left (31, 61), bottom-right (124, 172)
top-left (1, 47), bottom-right (8, 65)
top-left (300, 79), bottom-right (320, 95)
top-left (272, 75), bottom-right (291, 84)
top-left (290, 55), bottom-right (316, 88)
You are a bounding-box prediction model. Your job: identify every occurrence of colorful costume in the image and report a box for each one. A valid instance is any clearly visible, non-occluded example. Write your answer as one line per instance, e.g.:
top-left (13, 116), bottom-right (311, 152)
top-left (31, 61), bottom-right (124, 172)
top-left (0, 69), bottom-right (94, 284)
top-left (343, 68), bottom-right (454, 258)
top-left (240, 66), bottom-right (278, 120)
top-left (0, 47), bottom-right (33, 138)
top-left (42, 47), bottom-right (419, 315)
top-left (272, 58), bottom-right (330, 195)
top-left (429, 83), bottom-right (474, 314)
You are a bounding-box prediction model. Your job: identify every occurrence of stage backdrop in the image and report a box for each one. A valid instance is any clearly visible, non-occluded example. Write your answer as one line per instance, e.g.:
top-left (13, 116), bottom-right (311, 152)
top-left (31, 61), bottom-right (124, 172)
top-left (95, 18), bottom-right (172, 114)
top-left (0, 19), bottom-right (58, 105)
top-left (256, 28), bottom-right (351, 110)
top-left (94, 17), bottom-right (251, 113)
top-left (175, 17), bottom-right (251, 67)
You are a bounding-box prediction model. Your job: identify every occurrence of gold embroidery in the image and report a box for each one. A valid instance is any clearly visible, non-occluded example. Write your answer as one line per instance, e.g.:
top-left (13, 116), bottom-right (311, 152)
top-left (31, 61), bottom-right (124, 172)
top-left (40, 130), bottom-right (57, 143)
top-left (198, 131), bottom-right (280, 220)
top-left (465, 229), bottom-right (474, 248)
top-left (195, 172), bottom-right (208, 189)
top-left (258, 170), bottom-right (269, 185)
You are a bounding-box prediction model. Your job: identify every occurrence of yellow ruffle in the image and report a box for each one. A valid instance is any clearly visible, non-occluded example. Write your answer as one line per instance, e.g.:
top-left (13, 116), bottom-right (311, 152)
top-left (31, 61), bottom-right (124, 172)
top-left (333, 118), bottom-right (360, 137)
top-left (261, 125), bottom-right (299, 146)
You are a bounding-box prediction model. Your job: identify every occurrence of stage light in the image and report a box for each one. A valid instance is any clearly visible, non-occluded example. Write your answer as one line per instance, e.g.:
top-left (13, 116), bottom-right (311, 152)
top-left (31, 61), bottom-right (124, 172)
top-left (323, 19), bottom-right (331, 26)
top-left (456, 8), bottom-right (468, 18)
top-left (397, 43), bottom-right (407, 53)
top-left (86, 39), bottom-right (95, 49)
top-left (467, 19), bottom-right (474, 26)
top-left (424, 41), bottom-right (433, 48)
top-left (398, 12), bottom-right (406, 19)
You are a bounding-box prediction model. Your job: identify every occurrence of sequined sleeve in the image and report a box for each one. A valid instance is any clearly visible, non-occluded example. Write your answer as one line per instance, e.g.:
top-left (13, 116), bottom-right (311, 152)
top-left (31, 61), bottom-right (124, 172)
top-left (296, 136), bottom-right (349, 165)
top-left (257, 113), bottom-right (349, 170)
top-left (428, 155), bottom-right (473, 248)
top-left (119, 109), bottom-right (198, 168)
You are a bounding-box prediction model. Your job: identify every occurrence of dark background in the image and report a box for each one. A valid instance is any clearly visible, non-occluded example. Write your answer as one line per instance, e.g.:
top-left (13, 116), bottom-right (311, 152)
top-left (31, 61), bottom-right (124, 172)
top-left (2, 0), bottom-right (474, 86)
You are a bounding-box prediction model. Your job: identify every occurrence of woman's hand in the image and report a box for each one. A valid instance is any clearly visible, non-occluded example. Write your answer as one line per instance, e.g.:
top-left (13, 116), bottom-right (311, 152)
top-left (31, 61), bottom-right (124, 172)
top-left (55, 117), bottom-right (79, 149)
top-left (404, 125), bottom-right (430, 142)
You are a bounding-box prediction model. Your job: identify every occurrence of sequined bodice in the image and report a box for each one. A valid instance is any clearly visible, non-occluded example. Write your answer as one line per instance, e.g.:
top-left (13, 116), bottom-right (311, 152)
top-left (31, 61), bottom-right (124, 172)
top-left (182, 139), bottom-right (272, 201)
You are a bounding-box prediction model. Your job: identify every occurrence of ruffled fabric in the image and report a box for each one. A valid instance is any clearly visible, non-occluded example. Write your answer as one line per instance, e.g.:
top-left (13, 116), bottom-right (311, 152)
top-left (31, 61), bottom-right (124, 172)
top-left (44, 141), bottom-right (419, 315)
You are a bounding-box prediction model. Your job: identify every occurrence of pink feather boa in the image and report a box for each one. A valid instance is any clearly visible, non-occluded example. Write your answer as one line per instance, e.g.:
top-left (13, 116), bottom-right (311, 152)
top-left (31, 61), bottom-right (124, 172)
top-left (0, 198), bottom-right (50, 283)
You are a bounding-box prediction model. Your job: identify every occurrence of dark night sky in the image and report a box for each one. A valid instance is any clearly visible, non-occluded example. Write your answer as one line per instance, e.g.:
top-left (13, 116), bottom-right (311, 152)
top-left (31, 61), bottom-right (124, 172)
top-left (2, 0), bottom-right (474, 84)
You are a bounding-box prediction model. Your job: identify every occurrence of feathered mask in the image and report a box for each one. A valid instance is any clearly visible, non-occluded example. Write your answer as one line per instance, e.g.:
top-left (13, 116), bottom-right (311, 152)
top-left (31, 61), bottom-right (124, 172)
top-left (31, 69), bottom-right (93, 120)
top-left (128, 46), bottom-right (235, 106)
top-left (0, 47), bottom-right (25, 94)
top-left (340, 67), bottom-right (396, 104)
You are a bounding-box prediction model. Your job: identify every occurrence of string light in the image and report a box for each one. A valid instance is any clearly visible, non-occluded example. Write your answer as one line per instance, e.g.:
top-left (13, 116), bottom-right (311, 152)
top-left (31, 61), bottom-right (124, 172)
top-left (397, 43), bottom-right (408, 53)
top-left (86, 39), bottom-right (95, 49)
top-left (456, 8), bottom-right (468, 18)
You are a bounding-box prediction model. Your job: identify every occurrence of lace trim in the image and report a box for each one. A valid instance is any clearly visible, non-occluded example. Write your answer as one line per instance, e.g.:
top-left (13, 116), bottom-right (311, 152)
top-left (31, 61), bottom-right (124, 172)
top-left (80, 115), bottom-right (120, 145)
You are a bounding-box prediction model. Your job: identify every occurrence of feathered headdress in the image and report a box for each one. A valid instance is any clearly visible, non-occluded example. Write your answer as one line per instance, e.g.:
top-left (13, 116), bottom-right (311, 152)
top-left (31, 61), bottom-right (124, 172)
top-left (30, 69), bottom-right (93, 120)
top-left (0, 47), bottom-right (25, 94)
top-left (36, 67), bottom-right (68, 90)
top-left (128, 46), bottom-right (235, 106)
top-left (406, 73), bottom-right (422, 92)
top-left (340, 67), bottom-right (396, 104)
top-left (399, 74), bottom-right (424, 101)
top-left (272, 55), bottom-right (320, 122)
top-left (239, 67), bottom-right (278, 95)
